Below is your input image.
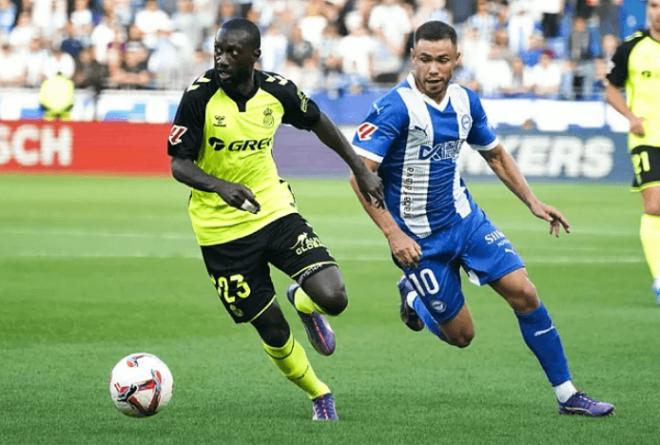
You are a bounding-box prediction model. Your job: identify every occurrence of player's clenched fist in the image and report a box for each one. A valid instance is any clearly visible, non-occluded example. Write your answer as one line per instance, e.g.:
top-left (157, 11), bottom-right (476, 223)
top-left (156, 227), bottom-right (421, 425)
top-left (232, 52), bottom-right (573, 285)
top-left (213, 181), bottom-right (261, 214)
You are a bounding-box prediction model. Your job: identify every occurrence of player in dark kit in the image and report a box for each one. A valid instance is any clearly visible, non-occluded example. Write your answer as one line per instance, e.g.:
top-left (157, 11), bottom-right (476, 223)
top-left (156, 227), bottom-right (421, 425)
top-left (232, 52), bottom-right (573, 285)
top-left (167, 18), bottom-right (383, 421)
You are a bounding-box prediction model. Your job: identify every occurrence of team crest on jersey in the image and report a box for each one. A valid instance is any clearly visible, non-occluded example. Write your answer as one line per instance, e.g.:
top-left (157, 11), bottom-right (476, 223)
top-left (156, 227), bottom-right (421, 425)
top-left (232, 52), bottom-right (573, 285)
top-left (263, 108), bottom-right (274, 127)
top-left (168, 125), bottom-right (187, 145)
top-left (357, 122), bottom-right (378, 141)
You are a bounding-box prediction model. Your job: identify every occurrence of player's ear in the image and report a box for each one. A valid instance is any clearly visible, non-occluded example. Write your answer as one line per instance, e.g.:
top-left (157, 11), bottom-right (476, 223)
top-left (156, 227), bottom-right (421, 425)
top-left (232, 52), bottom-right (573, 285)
top-left (253, 48), bottom-right (261, 60)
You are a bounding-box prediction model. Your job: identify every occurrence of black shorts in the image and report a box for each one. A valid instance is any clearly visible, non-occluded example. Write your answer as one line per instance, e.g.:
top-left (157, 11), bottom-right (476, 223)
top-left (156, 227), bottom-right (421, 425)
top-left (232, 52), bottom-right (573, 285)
top-left (200, 213), bottom-right (337, 323)
top-left (631, 145), bottom-right (660, 191)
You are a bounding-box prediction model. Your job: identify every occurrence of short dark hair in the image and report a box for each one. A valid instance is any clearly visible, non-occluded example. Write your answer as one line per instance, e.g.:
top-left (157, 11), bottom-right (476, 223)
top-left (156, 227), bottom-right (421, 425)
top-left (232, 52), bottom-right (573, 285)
top-left (218, 18), bottom-right (261, 50)
top-left (414, 21), bottom-right (457, 46)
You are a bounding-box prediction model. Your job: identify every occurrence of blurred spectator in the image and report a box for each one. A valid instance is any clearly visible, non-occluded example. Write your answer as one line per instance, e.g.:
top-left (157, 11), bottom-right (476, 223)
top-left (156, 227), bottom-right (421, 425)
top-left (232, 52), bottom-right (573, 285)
top-left (460, 26), bottom-right (490, 73)
top-left (0, 0), bottom-right (17, 36)
top-left (568, 16), bottom-right (598, 98)
top-left (60, 21), bottom-right (85, 59)
top-left (0, 42), bottom-right (26, 86)
top-left (260, 22), bottom-right (288, 73)
top-left (286, 25), bottom-right (314, 67)
top-left (476, 46), bottom-right (512, 96)
top-left (73, 45), bottom-right (108, 93)
top-left (90, 9), bottom-right (119, 64)
top-left (536, 0), bottom-right (564, 38)
top-left (500, 56), bottom-right (531, 96)
top-left (519, 33), bottom-right (544, 66)
top-left (148, 22), bottom-right (190, 89)
top-left (446, 0), bottom-right (475, 24)
top-left (601, 33), bottom-right (618, 61)
top-left (113, 41), bottom-right (151, 89)
top-left (216, 0), bottom-right (240, 26)
top-left (172, 0), bottom-right (204, 50)
top-left (527, 51), bottom-right (561, 97)
top-left (134, 0), bottom-right (170, 49)
top-left (338, 15), bottom-right (375, 84)
top-left (43, 43), bottom-right (75, 79)
top-left (507, 1), bottom-right (535, 54)
top-left (368, 0), bottom-right (411, 82)
top-left (70, 0), bottom-right (94, 39)
top-left (413, 0), bottom-right (452, 27)
top-left (23, 36), bottom-right (49, 87)
top-left (317, 22), bottom-right (343, 75)
top-left (467, 0), bottom-right (497, 41)
top-left (32, 0), bottom-right (67, 39)
top-left (299, 0), bottom-right (328, 48)
top-left (9, 12), bottom-right (37, 52)
top-left (594, 0), bottom-right (622, 37)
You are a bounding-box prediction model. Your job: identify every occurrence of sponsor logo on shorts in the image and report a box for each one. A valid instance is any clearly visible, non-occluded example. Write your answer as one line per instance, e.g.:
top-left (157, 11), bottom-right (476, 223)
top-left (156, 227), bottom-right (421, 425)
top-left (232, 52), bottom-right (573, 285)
top-left (430, 300), bottom-right (446, 313)
top-left (484, 230), bottom-right (506, 244)
top-left (290, 232), bottom-right (324, 255)
top-left (229, 304), bottom-right (244, 318)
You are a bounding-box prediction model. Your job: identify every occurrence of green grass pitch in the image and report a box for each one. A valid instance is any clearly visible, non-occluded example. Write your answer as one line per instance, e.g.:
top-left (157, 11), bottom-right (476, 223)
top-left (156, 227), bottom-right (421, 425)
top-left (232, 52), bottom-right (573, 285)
top-left (1, 174), bottom-right (658, 444)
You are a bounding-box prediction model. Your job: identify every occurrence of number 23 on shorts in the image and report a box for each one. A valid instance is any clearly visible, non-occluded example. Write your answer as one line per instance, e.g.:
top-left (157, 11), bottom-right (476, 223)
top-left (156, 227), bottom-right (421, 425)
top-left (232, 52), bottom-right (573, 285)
top-left (210, 274), bottom-right (252, 303)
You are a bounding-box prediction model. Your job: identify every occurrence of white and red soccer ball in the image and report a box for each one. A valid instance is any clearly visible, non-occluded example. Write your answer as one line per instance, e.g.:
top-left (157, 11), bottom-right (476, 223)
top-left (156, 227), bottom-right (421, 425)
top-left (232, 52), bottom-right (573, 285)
top-left (109, 353), bottom-right (173, 417)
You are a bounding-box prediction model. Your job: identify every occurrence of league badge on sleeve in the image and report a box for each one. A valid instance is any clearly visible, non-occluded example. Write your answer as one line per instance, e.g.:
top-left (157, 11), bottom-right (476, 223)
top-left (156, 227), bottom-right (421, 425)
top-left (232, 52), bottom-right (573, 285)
top-left (357, 122), bottom-right (378, 141)
top-left (168, 125), bottom-right (188, 145)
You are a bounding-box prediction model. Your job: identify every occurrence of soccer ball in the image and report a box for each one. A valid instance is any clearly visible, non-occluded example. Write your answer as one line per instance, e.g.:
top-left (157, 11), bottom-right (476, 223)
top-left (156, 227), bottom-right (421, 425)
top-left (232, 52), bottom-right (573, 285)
top-left (109, 352), bottom-right (173, 417)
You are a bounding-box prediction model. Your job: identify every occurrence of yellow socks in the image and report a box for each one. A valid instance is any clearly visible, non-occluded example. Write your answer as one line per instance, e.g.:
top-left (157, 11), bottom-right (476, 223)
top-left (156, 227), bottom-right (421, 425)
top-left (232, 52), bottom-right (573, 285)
top-left (641, 213), bottom-right (660, 281)
top-left (263, 334), bottom-right (330, 399)
top-left (292, 286), bottom-right (326, 315)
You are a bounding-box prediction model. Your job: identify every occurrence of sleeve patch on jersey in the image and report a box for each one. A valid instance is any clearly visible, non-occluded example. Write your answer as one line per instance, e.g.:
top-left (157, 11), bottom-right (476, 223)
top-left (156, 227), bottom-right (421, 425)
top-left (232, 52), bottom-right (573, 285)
top-left (168, 125), bottom-right (188, 145)
top-left (357, 123), bottom-right (378, 141)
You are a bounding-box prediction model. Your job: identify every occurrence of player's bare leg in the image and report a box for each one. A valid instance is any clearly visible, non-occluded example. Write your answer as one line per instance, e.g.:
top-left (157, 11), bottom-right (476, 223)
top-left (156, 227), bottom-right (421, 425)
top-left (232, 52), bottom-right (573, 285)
top-left (437, 304), bottom-right (475, 348)
top-left (287, 266), bottom-right (346, 356)
top-left (491, 268), bottom-right (614, 416)
top-left (640, 185), bottom-right (660, 303)
top-left (252, 302), bottom-right (337, 421)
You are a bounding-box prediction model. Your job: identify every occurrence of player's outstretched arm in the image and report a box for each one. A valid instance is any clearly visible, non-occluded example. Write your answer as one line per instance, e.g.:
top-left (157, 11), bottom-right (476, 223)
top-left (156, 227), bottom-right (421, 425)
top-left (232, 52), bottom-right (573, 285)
top-left (311, 112), bottom-right (384, 208)
top-left (605, 83), bottom-right (645, 137)
top-left (170, 157), bottom-right (260, 213)
top-left (480, 145), bottom-right (570, 237)
top-left (349, 157), bottom-right (421, 268)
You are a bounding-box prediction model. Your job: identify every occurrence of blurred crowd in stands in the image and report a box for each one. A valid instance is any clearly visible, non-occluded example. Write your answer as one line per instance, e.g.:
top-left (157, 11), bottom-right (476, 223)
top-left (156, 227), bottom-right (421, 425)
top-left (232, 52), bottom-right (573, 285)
top-left (0, 0), bottom-right (627, 99)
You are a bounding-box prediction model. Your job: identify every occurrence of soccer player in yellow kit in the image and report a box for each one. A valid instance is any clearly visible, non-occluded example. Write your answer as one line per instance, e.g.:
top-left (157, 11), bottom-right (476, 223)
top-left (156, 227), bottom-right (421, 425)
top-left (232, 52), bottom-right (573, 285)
top-left (167, 18), bottom-right (383, 420)
top-left (606, 0), bottom-right (660, 303)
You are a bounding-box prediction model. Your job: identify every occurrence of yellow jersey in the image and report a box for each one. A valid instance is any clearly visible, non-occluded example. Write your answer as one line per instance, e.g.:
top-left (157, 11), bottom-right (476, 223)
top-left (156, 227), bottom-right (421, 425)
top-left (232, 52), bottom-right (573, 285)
top-left (167, 69), bottom-right (320, 245)
top-left (607, 30), bottom-right (660, 150)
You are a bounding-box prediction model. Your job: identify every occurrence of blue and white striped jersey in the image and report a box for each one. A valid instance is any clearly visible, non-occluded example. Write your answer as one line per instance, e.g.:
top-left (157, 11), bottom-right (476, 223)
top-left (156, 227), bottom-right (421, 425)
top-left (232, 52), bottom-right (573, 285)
top-left (352, 74), bottom-right (499, 239)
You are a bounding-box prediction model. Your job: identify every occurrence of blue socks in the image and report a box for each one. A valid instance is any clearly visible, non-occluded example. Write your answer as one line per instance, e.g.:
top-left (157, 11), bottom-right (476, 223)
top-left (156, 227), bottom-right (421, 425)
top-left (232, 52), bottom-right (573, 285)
top-left (516, 303), bottom-right (571, 386)
top-left (411, 296), bottom-right (448, 342)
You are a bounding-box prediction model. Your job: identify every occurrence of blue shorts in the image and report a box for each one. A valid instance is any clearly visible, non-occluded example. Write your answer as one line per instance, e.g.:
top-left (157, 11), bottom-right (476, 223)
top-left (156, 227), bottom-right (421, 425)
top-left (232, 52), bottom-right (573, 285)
top-left (402, 207), bottom-right (524, 325)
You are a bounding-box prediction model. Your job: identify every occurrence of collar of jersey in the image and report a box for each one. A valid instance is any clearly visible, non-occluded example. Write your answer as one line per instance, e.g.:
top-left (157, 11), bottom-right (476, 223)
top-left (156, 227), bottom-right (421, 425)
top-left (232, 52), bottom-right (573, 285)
top-left (406, 72), bottom-right (450, 112)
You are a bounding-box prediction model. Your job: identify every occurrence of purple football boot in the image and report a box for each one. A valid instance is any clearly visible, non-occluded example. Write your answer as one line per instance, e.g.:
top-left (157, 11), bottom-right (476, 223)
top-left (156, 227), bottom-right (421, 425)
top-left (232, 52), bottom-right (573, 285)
top-left (558, 392), bottom-right (615, 417)
top-left (312, 393), bottom-right (338, 421)
top-left (286, 284), bottom-right (336, 356)
top-left (397, 277), bottom-right (424, 332)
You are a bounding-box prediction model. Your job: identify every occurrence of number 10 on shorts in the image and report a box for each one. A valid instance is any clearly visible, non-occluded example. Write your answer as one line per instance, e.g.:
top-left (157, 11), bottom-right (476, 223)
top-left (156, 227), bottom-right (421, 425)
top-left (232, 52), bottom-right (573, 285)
top-left (408, 268), bottom-right (440, 296)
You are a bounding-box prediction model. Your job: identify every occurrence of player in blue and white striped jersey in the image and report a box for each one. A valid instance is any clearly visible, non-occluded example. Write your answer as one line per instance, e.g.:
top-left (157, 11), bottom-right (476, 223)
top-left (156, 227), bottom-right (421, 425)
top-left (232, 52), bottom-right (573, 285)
top-left (350, 21), bottom-right (614, 417)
